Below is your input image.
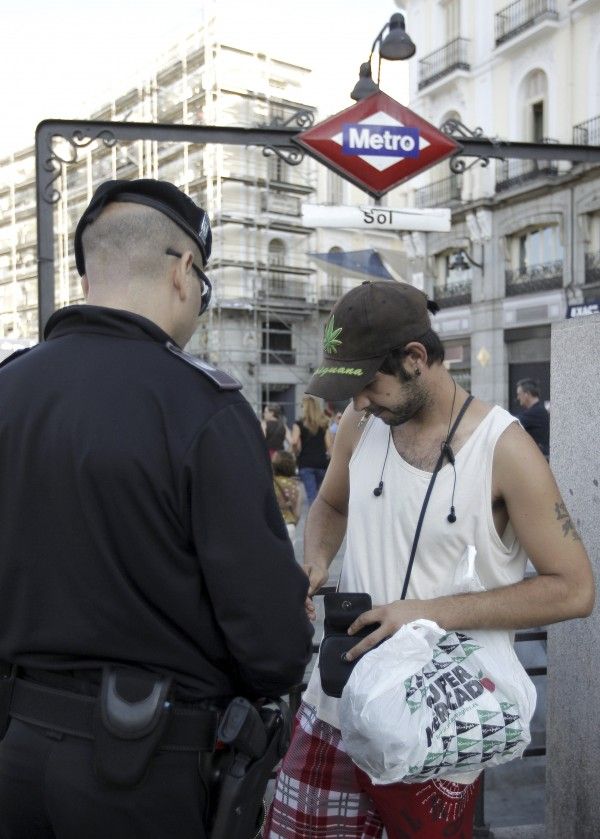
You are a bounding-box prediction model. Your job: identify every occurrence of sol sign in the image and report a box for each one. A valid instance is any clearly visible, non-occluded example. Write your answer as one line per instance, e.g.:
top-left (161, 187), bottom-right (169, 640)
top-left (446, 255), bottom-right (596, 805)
top-left (294, 91), bottom-right (460, 198)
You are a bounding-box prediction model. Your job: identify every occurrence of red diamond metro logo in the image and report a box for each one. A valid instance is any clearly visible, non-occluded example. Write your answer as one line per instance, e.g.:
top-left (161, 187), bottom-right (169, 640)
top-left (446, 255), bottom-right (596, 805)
top-left (294, 91), bottom-right (460, 199)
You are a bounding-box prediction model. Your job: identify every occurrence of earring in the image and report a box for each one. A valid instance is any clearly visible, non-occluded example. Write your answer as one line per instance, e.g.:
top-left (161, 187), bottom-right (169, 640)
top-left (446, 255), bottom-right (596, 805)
top-left (414, 368), bottom-right (421, 376)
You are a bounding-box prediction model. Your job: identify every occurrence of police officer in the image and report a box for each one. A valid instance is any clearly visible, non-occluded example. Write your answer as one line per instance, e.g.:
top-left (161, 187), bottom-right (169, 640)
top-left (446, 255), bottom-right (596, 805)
top-left (0, 179), bottom-right (313, 839)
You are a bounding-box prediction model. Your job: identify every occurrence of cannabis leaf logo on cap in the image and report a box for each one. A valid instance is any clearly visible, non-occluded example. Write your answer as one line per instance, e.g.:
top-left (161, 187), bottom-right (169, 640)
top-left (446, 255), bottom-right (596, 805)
top-left (323, 316), bottom-right (342, 354)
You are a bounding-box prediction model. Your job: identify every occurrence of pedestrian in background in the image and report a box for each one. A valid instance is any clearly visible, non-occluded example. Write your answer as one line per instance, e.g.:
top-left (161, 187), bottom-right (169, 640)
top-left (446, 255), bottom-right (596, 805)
top-left (329, 410), bottom-right (343, 444)
top-left (291, 395), bottom-right (332, 505)
top-left (516, 378), bottom-right (550, 459)
top-left (261, 403), bottom-right (290, 458)
top-left (272, 450), bottom-right (303, 542)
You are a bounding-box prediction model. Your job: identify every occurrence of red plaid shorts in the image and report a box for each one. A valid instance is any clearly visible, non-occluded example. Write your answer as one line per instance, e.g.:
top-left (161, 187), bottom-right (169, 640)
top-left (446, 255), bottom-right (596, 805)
top-left (263, 702), bottom-right (480, 839)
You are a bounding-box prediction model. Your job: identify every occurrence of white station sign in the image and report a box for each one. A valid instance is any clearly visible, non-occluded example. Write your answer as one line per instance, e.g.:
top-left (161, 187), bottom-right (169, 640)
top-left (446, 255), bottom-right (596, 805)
top-left (302, 203), bottom-right (451, 233)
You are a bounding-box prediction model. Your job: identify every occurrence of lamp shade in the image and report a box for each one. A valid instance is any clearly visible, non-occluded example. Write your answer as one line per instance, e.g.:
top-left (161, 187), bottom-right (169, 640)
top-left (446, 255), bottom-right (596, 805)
top-left (350, 62), bottom-right (379, 101)
top-left (379, 13), bottom-right (416, 61)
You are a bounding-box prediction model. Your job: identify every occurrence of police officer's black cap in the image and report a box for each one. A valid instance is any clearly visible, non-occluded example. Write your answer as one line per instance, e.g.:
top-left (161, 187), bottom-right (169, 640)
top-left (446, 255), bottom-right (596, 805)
top-left (74, 179), bottom-right (212, 276)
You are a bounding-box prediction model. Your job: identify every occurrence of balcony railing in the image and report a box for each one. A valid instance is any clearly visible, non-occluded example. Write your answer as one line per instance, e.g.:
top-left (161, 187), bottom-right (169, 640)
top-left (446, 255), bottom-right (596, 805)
top-left (260, 349), bottom-right (297, 366)
top-left (418, 38), bottom-right (470, 90)
top-left (211, 250), bottom-right (310, 272)
top-left (495, 150), bottom-right (558, 192)
top-left (318, 281), bottom-right (344, 302)
top-left (414, 174), bottom-right (462, 208)
top-left (433, 279), bottom-right (472, 309)
top-left (260, 275), bottom-right (307, 299)
top-left (584, 250), bottom-right (600, 285)
top-left (495, 0), bottom-right (558, 46)
top-left (573, 114), bottom-right (600, 146)
top-left (505, 259), bottom-right (563, 295)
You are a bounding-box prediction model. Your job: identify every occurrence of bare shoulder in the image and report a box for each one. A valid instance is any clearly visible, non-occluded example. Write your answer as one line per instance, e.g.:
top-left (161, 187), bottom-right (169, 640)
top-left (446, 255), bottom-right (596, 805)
top-left (336, 403), bottom-right (369, 456)
top-left (492, 418), bottom-right (555, 498)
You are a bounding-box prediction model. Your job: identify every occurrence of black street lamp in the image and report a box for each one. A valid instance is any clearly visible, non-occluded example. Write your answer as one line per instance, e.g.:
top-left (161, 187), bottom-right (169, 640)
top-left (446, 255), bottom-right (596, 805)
top-left (350, 12), bottom-right (416, 101)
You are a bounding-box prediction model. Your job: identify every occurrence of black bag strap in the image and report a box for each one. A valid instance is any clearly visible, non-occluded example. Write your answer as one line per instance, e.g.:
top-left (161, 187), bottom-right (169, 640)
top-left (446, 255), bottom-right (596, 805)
top-left (400, 394), bottom-right (474, 600)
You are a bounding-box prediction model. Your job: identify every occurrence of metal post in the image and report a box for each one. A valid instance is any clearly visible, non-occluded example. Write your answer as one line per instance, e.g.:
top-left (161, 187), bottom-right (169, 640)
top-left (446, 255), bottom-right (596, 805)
top-left (473, 772), bottom-right (493, 837)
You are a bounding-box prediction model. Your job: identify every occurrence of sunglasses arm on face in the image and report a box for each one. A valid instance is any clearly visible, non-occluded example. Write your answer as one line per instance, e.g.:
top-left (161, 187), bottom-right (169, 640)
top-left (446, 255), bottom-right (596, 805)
top-left (165, 248), bottom-right (212, 315)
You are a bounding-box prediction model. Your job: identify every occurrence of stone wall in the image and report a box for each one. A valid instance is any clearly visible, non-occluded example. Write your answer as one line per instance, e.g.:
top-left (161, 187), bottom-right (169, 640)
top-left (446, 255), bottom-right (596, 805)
top-left (546, 313), bottom-right (600, 838)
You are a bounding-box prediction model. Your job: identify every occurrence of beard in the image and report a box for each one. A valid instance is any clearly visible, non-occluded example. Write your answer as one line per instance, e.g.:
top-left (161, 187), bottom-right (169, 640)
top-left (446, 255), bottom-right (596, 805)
top-left (367, 381), bottom-right (430, 426)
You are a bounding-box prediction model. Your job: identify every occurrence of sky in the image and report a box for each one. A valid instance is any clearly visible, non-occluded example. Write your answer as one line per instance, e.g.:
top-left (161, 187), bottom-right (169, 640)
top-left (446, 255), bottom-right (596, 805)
top-left (1, 0), bottom-right (409, 158)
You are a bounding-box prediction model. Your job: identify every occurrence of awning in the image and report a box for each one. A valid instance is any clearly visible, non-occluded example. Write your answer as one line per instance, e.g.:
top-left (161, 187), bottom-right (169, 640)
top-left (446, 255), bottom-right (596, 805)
top-left (308, 248), bottom-right (396, 281)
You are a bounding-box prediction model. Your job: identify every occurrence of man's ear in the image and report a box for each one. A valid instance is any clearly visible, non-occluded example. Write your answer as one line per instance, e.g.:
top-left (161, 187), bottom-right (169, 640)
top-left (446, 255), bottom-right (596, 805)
top-left (403, 341), bottom-right (428, 366)
top-left (81, 275), bottom-right (90, 298)
top-left (170, 252), bottom-right (194, 301)
top-left (176, 251), bottom-right (195, 301)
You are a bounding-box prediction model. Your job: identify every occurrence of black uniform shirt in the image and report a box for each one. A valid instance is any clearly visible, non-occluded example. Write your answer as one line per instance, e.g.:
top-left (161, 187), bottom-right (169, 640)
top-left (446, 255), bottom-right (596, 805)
top-left (0, 305), bottom-right (313, 700)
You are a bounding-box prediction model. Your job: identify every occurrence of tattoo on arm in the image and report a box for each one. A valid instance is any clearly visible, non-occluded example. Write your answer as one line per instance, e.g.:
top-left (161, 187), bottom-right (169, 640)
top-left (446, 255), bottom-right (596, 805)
top-left (555, 502), bottom-right (582, 541)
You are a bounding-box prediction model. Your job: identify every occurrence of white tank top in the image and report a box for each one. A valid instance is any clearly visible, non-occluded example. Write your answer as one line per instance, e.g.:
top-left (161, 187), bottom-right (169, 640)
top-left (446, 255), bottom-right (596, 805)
top-left (303, 406), bottom-right (528, 782)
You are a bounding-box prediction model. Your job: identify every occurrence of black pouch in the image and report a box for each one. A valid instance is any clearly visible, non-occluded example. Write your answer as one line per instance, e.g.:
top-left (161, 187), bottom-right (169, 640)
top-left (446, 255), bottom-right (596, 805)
top-left (320, 593), bottom-right (376, 698)
top-left (93, 666), bottom-right (172, 788)
top-left (0, 662), bottom-right (16, 741)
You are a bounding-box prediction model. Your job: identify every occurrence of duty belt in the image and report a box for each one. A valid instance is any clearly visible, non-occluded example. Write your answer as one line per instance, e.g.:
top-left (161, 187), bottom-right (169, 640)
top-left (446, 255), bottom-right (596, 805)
top-left (9, 676), bottom-right (219, 752)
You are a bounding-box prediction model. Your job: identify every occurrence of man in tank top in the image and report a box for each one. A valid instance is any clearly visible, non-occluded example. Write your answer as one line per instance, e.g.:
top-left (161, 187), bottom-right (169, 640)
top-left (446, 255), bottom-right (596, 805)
top-left (264, 280), bottom-right (594, 839)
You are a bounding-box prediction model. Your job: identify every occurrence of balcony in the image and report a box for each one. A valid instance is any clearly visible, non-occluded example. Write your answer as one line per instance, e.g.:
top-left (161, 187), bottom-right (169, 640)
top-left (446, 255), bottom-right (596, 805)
top-left (584, 250), bottom-right (600, 286)
top-left (505, 260), bottom-right (563, 296)
top-left (573, 114), bottom-right (600, 146)
top-left (414, 174), bottom-right (462, 208)
top-left (433, 279), bottom-right (472, 309)
top-left (259, 275), bottom-right (307, 299)
top-left (418, 38), bottom-right (470, 91)
top-left (260, 349), bottom-right (296, 366)
top-left (318, 281), bottom-right (344, 302)
top-left (495, 0), bottom-right (558, 46)
top-left (495, 150), bottom-right (558, 192)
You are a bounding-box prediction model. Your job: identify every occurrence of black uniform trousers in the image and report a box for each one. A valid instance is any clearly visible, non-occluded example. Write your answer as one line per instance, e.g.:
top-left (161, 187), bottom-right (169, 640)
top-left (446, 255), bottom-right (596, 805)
top-left (0, 719), bottom-right (208, 839)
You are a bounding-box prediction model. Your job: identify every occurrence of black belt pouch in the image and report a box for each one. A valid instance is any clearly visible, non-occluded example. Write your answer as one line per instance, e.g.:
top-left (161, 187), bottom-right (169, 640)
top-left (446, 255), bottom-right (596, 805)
top-left (93, 666), bottom-right (172, 788)
top-left (0, 663), bottom-right (16, 740)
top-left (319, 593), bottom-right (375, 698)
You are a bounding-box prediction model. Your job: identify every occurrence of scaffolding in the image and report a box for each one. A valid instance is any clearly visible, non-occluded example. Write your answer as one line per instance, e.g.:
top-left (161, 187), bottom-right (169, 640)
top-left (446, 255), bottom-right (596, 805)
top-left (0, 24), bottom-right (339, 420)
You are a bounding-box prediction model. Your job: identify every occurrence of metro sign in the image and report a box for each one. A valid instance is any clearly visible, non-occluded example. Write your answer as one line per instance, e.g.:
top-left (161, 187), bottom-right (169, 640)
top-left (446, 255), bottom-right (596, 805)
top-left (294, 91), bottom-right (460, 199)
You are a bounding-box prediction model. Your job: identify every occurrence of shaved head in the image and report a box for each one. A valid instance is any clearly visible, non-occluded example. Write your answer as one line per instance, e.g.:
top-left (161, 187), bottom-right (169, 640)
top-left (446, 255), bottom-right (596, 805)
top-left (81, 203), bottom-right (203, 289)
top-left (79, 202), bottom-right (206, 347)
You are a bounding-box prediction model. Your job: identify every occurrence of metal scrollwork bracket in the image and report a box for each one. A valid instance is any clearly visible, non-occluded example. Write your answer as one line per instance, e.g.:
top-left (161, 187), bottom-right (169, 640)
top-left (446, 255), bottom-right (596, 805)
top-left (42, 129), bottom-right (117, 204)
top-left (262, 109), bottom-right (314, 166)
top-left (262, 145), bottom-right (305, 166)
top-left (268, 108), bottom-right (315, 130)
top-left (440, 119), bottom-right (497, 174)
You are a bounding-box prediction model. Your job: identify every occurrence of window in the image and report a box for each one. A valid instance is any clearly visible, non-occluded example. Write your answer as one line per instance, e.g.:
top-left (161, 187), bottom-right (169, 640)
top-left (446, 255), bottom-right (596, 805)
top-left (520, 70), bottom-right (548, 141)
top-left (516, 227), bottom-right (562, 272)
top-left (267, 238), bottom-right (286, 266)
top-left (267, 239), bottom-right (286, 293)
top-left (445, 251), bottom-right (472, 285)
top-left (261, 318), bottom-right (294, 365)
top-left (443, 0), bottom-right (461, 41)
top-left (532, 101), bottom-right (544, 143)
top-left (327, 171), bottom-right (344, 205)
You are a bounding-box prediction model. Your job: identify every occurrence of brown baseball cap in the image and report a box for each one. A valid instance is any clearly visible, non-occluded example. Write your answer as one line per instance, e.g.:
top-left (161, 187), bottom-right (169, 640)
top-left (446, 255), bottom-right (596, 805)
top-left (306, 280), bottom-right (438, 401)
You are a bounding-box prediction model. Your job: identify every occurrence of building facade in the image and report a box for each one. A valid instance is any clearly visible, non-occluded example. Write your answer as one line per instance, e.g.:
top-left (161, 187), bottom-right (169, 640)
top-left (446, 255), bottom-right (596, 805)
top-left (0, 14), bottom-right (403, 421)
top-left (397, 0), bottom-right (600, 412)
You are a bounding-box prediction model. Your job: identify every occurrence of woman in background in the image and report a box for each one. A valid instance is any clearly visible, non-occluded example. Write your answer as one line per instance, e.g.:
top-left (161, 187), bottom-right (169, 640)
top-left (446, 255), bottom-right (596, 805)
top-left (272, 451), bottom-right (302, 543)
top-left (261, 404), bottom-right (291, 458)
top-left (291, 396), bottom-right (332, 505)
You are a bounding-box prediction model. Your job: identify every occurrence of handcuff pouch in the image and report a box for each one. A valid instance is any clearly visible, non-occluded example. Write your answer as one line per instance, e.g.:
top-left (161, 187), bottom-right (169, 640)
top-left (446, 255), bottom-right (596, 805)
top-left (93, 666), bottom-right (172, 788)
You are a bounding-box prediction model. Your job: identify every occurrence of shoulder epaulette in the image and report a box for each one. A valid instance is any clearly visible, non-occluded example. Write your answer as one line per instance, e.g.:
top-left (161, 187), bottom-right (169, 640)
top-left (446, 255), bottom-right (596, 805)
top-left (165, 342), bottom-right (242, 391)
top-left (0, 347), bottom-right (33, 370)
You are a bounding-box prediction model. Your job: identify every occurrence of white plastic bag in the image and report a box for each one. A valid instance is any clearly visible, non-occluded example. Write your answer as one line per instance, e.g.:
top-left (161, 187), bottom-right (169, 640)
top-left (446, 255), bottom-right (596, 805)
top-left (338, 547), bottom-right (537, 785)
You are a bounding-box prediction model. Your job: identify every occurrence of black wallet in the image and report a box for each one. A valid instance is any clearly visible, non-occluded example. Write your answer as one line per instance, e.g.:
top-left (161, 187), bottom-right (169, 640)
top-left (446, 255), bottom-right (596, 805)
top-left (319, 593), bottom-right (376, 698)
